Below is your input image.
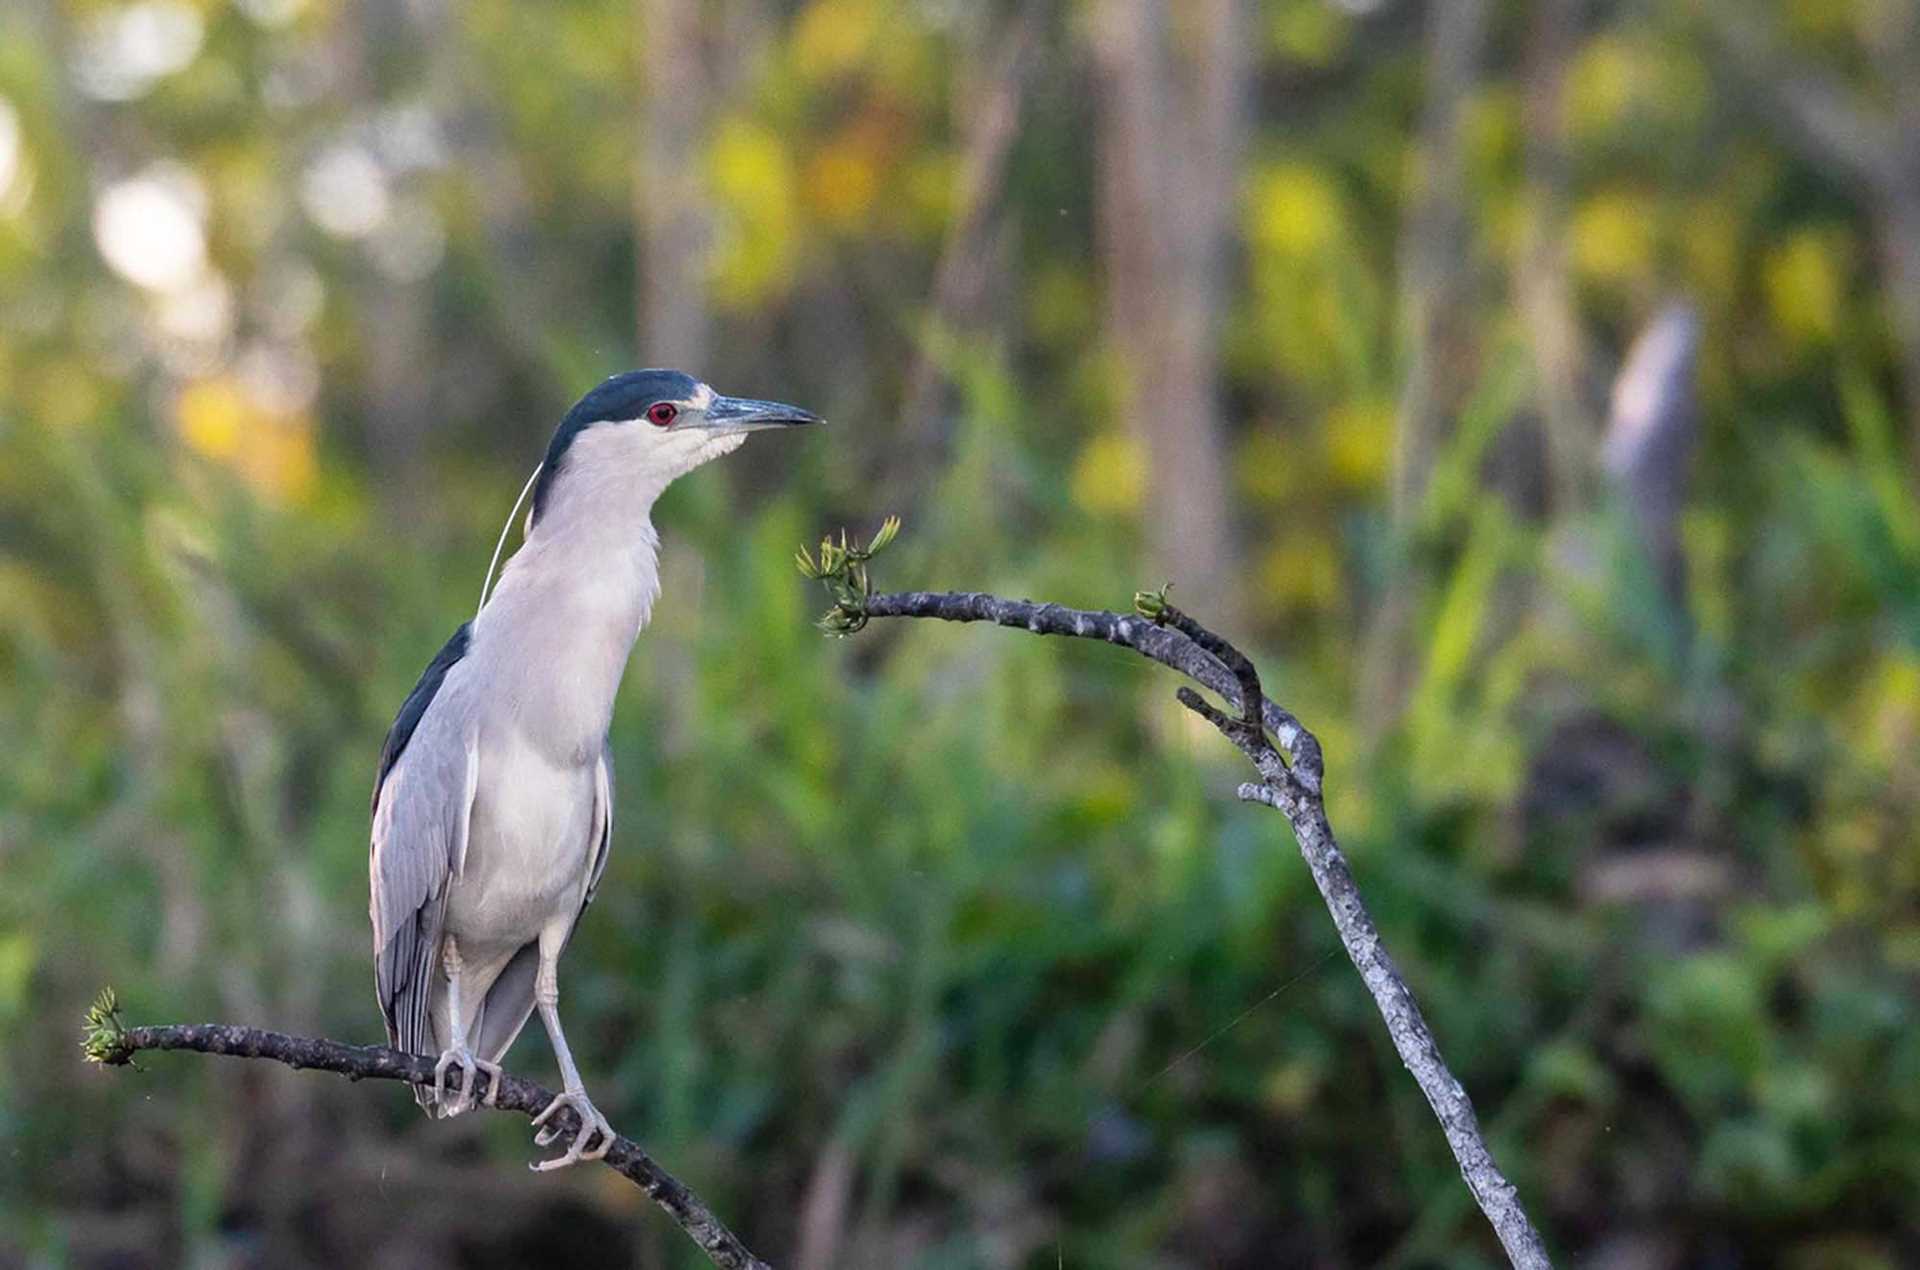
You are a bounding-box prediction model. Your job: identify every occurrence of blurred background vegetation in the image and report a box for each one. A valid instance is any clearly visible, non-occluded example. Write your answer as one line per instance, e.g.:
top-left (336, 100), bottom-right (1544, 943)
top-left (3, 0), bottom-right (1919, 1266)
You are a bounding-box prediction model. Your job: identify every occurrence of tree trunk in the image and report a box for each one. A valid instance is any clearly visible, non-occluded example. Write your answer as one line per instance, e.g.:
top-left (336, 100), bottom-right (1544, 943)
top-left (636, 0), bottom-right (711, 368)
top-left (1516, 0), bottom-right (1596, 516)
top-left (1091, 0), bottom-right (1247, 624)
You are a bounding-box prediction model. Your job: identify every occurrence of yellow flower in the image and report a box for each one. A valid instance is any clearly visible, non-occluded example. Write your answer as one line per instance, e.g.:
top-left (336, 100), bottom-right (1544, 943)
top-left (1260, 538), bottom-right (1340, 612)
top-left (1570, 191), bottom-right (1654, 287)
top-left (1763, 228), bottom-right (1848, 345)
top-left (1268, 0), bottom-right (1349, 67)
top-left (706, 119), bottom-right (797, 305)
top-left (1566, 36), bottom-right (1637, 140)
top-left (1246, 162), bottom-right (1342, 260)
top-left (1324, 399), bottom-right (1394, 490)
top-left (804, 142), bottom-right (877, 228)
top-left (1070, 433), bottom-right (1146, 516)
top-left (173, 375), bottom-right (315, 502)
top-left (175, 376), bottom-right (247, 460)
top-left (794, 0), bottom-right (881, 80)
top-left (1566, 36), bottom-right (1706, 143)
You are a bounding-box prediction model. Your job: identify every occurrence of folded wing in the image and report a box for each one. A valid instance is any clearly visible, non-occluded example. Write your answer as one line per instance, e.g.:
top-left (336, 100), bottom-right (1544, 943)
top-left (369, 625), bottom-right (478, 1066)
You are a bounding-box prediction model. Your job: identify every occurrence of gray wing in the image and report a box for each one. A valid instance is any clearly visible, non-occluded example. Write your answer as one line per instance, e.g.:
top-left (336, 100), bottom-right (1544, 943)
top-left (369, 629), bottom-right (479, 1060)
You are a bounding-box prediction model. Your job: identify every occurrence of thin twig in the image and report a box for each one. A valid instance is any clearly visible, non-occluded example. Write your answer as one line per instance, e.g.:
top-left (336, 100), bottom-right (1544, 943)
top-left (87, 1018), bottom-right (769, 1270)
top-left (1159, 601), bottom-right (1266, 735)
top-left (857, 589), bottom-right (1552, 1269)
top-left (862, 589), bottom-right (1323, 794)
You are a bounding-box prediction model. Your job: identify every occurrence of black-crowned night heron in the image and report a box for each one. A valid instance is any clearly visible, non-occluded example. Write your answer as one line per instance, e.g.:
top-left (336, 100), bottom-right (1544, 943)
top-left (369, 369), bottom-right (818, 1169)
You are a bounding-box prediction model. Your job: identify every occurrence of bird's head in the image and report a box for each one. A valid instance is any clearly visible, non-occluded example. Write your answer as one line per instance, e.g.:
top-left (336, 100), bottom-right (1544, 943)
top-left (526, 369), bottom-right (819, 530)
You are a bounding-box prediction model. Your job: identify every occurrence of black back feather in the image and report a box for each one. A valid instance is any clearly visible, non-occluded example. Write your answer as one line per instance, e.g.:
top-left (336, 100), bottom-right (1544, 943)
top-left (371, 621), bottom-right (472, 815)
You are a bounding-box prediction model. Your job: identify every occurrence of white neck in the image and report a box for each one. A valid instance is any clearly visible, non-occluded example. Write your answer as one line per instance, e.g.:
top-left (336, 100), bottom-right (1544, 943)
top-left (464, 422), bottom-right (747, 762)
top-left (470, 471), bottom-right (663, 763)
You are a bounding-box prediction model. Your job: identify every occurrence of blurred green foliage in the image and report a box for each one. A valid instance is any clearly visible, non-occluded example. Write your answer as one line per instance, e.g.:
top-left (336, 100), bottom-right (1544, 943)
top-left (2, 1), bottom-right (1919, 1267)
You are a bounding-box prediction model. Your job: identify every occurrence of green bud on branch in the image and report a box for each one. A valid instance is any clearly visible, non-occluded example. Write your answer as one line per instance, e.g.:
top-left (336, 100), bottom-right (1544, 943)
top-left (82, 986), bottom-right (133, 1066)
top-left (795, 516), bottom-right (903, 635)
top-left (1132, 583), bottom-right (1173, 623)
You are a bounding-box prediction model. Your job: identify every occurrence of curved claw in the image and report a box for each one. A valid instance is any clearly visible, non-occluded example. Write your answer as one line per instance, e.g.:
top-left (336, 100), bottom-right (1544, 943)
top-left (528, 1088), bottom-right (616, 1171)
top-left (474, 1058), bottom-right (505, 1107)
top-left (431, 1046), bottom-right (504, 1116)
top-left (431, 1047), bottom-right (473, 1115)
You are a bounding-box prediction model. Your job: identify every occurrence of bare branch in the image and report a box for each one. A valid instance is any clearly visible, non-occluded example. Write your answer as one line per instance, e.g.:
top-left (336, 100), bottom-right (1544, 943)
top-left (1235, 780), bottom-right (1282, 809)
top-left (861, 589), bottom-right (1323, 795)
top-left (1175, 683), bottom-right (1257, 749)
top-left (86, 1016), bottom-right (769, 1270)
top-left (857, 589), bottom-right (1552, 1268)
top-left (1157, 602), bottom-right (1266, 734)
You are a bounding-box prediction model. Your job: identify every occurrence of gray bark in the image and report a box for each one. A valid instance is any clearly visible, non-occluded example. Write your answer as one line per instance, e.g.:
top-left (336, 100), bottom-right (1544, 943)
top-left (92, 1021), bottom-right (769, 1270)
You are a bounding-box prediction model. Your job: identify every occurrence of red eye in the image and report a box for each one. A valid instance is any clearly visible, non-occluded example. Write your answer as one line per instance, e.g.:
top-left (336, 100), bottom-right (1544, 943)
top-left (646, 402), bottom-right (678, 427)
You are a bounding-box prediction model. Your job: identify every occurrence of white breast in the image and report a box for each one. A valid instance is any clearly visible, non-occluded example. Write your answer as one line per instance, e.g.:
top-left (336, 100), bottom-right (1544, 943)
top-left (446, 727), bottom-right (599, 955)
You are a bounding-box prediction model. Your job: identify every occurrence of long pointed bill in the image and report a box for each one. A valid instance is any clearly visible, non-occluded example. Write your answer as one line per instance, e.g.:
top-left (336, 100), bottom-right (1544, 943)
top-left (696, 394), bottom-right (822, 432)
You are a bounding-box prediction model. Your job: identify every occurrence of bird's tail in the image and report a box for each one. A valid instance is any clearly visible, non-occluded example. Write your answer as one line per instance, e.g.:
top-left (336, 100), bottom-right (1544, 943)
top-left (397, 1000), bottom-right (447, 1117)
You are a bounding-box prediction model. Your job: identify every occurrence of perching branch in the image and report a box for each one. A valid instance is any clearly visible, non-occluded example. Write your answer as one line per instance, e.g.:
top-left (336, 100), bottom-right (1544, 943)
top-left (802, 527), bottom-right (1551, 1268)
top-left (81, 991), bottom-right (769, 1270)
top-left (868, 589), bottom-right (1548, 1265)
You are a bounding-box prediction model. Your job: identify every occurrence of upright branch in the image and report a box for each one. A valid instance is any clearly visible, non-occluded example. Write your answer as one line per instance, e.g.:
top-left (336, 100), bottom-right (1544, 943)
top-left (802, 525), bottom-right (1552, 1269)
top-left (81, 990), bottom-right (770, 1270)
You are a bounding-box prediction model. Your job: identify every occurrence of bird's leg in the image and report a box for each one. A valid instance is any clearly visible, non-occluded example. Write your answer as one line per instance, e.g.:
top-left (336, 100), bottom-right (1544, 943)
top-left (432, 935), bottom-right (504, 1116)
top-left (527, 942), bottom-right (616, 1170)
